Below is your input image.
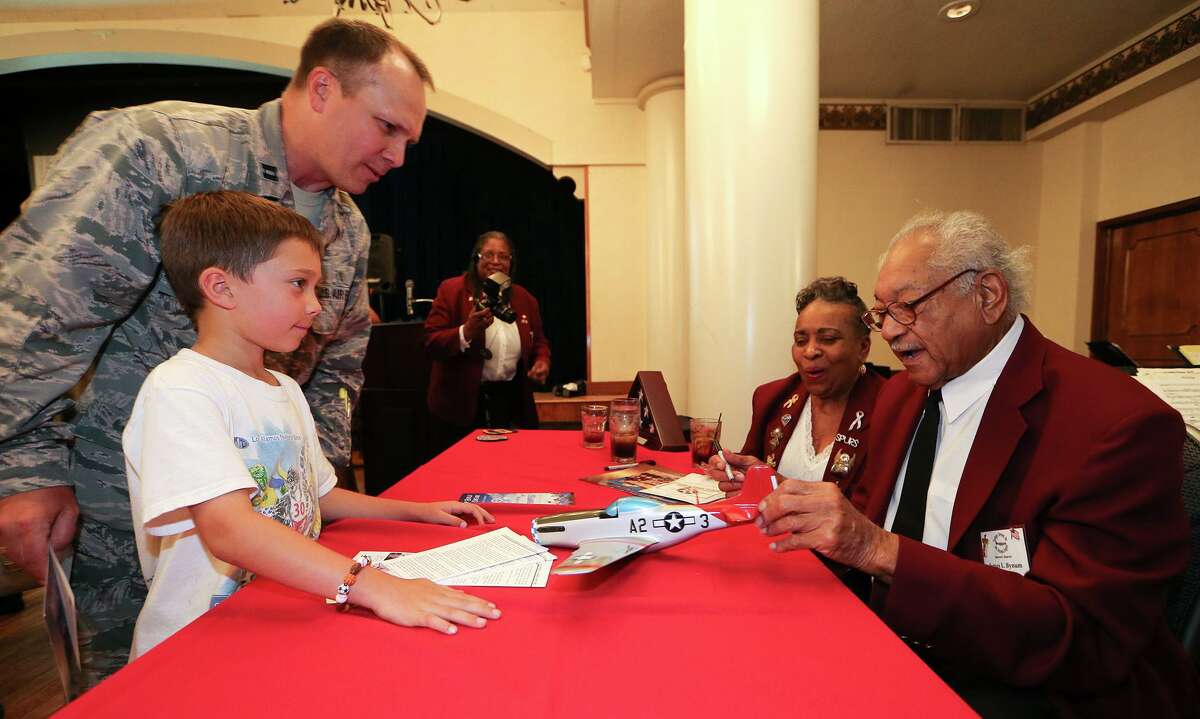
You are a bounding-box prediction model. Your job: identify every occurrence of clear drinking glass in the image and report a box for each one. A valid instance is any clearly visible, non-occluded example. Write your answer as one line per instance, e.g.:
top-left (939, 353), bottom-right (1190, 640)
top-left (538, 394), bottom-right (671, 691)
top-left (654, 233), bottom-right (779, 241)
top-left (608, 398), bottom-right (640, 463)
top-left (580, 404), bottom-right (608, 449)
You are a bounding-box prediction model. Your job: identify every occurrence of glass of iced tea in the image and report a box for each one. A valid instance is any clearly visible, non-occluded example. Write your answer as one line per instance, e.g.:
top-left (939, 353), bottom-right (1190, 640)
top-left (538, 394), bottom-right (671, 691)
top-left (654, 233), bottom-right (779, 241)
top-left (580, 404), bottom-right (608, 448)
top-left (609, 398), bottom-right (640, 464)
top-left (690, 417), bottom-right (720, 467)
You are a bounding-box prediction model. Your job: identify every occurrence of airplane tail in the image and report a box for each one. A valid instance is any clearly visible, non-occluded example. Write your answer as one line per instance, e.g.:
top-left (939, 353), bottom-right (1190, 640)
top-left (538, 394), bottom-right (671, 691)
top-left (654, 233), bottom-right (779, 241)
top-left (711, 464), bottom-right (777, 524)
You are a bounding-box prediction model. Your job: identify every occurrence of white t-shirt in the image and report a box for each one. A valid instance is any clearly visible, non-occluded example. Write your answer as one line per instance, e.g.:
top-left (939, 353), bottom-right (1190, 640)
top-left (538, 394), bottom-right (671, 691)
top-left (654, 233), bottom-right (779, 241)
top-left (123, 348), bottom-right (336, 658)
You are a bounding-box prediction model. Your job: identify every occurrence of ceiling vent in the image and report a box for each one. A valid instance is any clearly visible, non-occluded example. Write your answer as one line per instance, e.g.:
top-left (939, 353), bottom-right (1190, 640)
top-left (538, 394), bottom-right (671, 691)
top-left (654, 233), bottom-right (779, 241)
top-left (886, 103), bottom-right (1024, 144)
top-left (958, 106), bottom-right (1024, 142)
top-left (888, 105), bottom-right (954, 142)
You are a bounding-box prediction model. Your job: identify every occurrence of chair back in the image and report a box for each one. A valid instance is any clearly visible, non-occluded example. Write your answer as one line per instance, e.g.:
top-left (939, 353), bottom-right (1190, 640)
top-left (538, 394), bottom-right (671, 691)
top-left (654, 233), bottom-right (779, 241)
top-left (1166, 430), bottom-right (1200, 660)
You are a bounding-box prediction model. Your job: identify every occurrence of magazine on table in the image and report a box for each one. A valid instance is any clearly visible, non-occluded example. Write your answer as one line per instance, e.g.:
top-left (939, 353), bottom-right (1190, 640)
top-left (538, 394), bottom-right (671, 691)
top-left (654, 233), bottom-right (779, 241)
top-left (579, 465), bottom-right (726, 505)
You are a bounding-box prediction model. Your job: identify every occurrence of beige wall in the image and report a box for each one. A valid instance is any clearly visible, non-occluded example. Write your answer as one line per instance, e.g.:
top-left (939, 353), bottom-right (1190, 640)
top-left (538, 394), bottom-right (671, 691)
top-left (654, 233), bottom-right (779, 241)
top-left (0, 12), bottom-right (645, 167)
top-left (585, 165), bottom-right (650, 382)
top-left (816, 77), bottom-right (1199, 367)
top-left (1032, 122), bottom-right (1102, 354)
top-left (1098, 79), bottom-right (1200, 221)
top-left (816, 133), bottom-right (1044, 367)
top-left (1034, 77), bottom-right (1200, 354)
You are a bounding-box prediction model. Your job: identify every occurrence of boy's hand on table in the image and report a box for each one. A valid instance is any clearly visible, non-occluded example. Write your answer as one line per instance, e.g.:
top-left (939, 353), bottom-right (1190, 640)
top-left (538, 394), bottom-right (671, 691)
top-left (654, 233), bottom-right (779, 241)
top-left (416, 501), bottom-right (495, 528)
top-left (360, 571), bottom-right (501, 635)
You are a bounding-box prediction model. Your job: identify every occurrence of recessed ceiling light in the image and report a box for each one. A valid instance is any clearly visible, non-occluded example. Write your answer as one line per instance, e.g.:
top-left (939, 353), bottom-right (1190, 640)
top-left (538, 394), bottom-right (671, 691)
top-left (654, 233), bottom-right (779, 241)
top-left (938, 1), bottom-right (979, 21)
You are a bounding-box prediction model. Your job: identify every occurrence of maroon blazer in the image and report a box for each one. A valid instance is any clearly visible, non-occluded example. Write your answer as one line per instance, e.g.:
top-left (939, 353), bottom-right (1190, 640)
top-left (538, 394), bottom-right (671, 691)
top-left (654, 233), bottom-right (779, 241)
top-left (742, 370), bottom-right (884, 501)
top-left (855, 319), bottom-right (1198, 717)
top-left (424, 274), bottom-right (551, 428)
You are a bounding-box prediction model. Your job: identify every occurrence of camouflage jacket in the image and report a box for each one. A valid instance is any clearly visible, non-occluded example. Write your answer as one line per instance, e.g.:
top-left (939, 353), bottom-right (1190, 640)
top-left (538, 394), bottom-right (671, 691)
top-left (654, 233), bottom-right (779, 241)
top-left (0, 99), bottom-right (371, 529)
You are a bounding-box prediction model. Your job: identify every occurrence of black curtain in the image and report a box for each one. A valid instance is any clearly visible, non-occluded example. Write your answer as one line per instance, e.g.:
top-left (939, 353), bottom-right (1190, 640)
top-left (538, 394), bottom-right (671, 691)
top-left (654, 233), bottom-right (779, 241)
top-left (0, 64), bottom-right (587, 387)
top-left (353, 119), bottom-right (586, 387)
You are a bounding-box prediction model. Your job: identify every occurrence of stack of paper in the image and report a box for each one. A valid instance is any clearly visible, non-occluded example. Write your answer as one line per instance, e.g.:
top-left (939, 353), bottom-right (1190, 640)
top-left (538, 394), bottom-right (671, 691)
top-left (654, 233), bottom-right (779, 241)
top-left (1136, 368), bottom-right (1200, 430)
top-left (353, 528), bottom-right (554, 588)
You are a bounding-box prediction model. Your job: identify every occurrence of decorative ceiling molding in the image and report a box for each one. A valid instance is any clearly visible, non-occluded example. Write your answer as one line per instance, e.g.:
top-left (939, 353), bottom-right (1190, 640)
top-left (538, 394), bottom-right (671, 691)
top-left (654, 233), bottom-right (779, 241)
top-left (818, 104), bottom-right (886, 131)
top-left (1027, 7), bottom-right (1200, 129)
top-left (821, 9), bottom-right (1199, 134)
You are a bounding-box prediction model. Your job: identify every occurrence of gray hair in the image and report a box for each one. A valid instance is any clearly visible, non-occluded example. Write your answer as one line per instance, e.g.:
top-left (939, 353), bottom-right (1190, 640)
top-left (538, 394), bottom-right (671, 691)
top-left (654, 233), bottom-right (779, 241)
top-left (795, 276), bottom-right (869, 337)
top-left (881, 210), bottom-right (1032, 320)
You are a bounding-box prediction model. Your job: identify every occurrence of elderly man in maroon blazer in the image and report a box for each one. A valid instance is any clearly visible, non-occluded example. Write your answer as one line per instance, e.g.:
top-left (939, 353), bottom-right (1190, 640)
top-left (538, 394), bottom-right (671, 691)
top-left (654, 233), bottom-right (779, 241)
top-left (757, 210), bottom-right (1198, 717)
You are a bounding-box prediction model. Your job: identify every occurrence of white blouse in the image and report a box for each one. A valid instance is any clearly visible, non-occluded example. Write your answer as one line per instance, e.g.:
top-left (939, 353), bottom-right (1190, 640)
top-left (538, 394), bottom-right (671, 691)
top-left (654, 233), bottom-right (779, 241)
top-left (775, 396), bottom-right (833, 483)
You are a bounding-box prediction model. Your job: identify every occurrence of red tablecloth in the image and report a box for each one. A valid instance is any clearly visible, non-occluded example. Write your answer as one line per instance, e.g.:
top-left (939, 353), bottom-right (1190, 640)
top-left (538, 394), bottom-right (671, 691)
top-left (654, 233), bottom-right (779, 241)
top-left (60, 430), bottom-right (973, 718)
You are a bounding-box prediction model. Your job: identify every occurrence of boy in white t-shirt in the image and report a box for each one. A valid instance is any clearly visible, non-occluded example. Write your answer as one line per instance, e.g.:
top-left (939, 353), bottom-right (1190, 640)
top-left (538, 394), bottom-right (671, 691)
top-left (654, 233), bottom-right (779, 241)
top-left (124, 191), bottom-right (501, 659)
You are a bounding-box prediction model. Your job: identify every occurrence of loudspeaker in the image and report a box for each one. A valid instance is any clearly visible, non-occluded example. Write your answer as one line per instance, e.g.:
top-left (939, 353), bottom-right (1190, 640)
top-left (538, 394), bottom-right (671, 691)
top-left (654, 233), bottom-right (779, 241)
top-left (367, 233), bottom-right (396, 291)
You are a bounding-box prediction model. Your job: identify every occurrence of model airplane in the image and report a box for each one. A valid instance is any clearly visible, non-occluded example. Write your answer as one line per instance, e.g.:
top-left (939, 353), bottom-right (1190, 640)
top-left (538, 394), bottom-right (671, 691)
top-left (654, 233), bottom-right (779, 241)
top-left (531, 464), bottom-right (778, 575)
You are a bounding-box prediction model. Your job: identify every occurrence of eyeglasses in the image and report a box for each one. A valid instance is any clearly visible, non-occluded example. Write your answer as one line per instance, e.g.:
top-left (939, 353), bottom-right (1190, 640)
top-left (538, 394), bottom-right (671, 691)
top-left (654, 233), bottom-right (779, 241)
top-left (861, 268), bottom-right (979, 332)
top-left (478, 252), bottom-right (512, 262)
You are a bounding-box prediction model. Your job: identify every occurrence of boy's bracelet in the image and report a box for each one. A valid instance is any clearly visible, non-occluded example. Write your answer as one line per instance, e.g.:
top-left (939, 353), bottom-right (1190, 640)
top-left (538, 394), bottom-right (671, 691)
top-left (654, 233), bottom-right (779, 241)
top-left (334, 556), bottom-right (371, 612)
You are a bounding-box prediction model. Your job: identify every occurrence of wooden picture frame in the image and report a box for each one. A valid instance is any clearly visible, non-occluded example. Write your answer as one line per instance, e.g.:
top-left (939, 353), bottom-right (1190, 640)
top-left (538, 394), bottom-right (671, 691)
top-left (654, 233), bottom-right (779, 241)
top-left (629, 370), bottom-right (687, 451)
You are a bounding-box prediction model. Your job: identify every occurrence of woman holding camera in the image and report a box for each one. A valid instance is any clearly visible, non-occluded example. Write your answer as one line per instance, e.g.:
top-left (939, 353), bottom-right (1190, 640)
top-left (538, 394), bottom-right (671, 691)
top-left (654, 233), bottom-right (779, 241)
top-left (424, 231), bottom-right (551, 450)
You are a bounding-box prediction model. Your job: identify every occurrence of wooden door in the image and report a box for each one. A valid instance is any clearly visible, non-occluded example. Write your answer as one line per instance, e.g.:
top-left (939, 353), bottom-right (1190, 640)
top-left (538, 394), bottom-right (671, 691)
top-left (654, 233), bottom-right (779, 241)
top-left (1092, 198), bottom-right (1200, 367)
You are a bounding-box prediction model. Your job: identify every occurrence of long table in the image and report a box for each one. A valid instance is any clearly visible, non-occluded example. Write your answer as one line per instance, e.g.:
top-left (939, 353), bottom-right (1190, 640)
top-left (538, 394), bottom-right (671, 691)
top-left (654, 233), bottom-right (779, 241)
top-left (59, 430), bottom-right (973, 717)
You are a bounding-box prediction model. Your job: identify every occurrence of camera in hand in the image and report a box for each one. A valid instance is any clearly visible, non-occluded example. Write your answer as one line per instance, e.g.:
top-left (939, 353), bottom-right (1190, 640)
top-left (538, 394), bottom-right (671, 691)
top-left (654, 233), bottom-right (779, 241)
top-left (476, 271), bottom-right (516, 323)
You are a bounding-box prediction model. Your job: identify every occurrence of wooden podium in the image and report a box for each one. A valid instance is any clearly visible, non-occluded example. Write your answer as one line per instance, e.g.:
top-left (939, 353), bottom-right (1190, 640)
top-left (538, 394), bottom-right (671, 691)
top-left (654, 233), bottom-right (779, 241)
top-left (357, 321), bottom-right (434, 495)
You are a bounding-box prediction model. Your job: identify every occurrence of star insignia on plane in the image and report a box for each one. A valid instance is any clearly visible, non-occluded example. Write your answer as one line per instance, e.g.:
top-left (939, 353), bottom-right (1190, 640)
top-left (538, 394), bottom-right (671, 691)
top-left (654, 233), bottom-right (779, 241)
top-left (653, 511), bottom-right (696, 533)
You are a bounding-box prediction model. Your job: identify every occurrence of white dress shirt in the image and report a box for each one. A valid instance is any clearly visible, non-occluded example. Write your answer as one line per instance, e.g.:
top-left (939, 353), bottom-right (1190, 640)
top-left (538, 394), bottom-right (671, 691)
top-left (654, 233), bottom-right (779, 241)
top-left (883, 316), bottom-right (1025, 549)
top-left (459, 319), bottom-right (521, 382)
top-left (776, 397), bottom-right (834, 483)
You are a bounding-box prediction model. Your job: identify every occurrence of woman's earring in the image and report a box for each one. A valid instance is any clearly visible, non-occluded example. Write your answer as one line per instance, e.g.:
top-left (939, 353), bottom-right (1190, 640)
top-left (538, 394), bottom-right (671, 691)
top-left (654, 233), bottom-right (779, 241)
top-left (858, 364), bottom-right (867, 376)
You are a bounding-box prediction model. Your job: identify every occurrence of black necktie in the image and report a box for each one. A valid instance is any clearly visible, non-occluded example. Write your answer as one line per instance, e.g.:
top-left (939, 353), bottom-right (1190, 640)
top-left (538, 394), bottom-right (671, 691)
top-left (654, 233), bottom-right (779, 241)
top-left (892, 389), bottom-right (942, 542)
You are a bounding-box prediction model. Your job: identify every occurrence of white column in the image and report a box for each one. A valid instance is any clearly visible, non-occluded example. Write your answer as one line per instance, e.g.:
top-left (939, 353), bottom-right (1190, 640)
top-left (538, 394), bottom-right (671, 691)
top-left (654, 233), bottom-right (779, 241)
top-left (639, 76), bottom-right (688, 411)
top-left (685, 0), bottom-right (819, 444)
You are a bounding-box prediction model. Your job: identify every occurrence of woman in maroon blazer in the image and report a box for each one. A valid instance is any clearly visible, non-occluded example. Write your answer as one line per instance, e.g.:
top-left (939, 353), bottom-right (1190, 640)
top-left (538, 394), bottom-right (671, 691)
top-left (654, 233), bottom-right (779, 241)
top-left (718, 277), bottom-right (884, 501)
top-left (424, 231), bottom-right (551, 449)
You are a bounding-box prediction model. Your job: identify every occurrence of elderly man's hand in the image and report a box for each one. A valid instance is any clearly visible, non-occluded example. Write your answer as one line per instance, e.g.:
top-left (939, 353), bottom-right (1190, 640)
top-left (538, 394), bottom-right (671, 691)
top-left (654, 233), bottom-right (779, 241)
top-left (705, 450), bottom-right (761, 492)
top-left (757, 480), bottom-right (898, 582)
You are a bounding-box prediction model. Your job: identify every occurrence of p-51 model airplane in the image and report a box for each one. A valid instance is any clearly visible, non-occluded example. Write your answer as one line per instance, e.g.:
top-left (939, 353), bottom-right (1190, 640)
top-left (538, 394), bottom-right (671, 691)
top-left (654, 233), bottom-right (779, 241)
top-left (531, 465), bottom-right (778, 575)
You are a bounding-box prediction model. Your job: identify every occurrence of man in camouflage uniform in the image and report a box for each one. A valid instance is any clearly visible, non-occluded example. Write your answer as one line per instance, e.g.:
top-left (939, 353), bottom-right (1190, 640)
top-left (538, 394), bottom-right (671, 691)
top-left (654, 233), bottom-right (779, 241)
top-left (0, 19), bottom-right (431, 687)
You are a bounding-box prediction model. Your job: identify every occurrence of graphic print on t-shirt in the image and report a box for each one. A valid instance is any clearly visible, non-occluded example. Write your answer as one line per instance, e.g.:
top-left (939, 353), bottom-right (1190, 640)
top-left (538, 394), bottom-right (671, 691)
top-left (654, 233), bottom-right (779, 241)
top-left (236, 422), bottom-right (321, 540)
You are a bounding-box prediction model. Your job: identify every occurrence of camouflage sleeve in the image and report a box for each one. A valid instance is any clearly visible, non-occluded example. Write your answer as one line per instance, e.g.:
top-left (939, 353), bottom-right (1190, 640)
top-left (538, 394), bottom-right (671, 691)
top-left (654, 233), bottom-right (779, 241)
top-left (0, 111), bottom-right (180, 497)
top-left (303, 210), bottom-right (371, 469)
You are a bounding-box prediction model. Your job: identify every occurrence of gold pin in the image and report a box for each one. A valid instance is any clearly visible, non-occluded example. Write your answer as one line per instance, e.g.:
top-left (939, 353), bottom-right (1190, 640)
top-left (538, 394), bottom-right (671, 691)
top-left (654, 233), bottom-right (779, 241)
top-left (830, 451), bottom-right (855, 475)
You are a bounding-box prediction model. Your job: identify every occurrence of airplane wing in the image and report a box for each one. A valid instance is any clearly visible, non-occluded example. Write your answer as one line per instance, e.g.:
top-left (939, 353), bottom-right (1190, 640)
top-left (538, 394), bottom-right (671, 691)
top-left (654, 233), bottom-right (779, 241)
top-left (552, 537), bottom-right (658, 575)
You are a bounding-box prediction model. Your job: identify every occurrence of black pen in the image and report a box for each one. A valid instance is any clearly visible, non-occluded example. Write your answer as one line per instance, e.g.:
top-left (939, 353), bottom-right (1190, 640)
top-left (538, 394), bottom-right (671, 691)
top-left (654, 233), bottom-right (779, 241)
top-left (605, 459), bottom-right (656, 471)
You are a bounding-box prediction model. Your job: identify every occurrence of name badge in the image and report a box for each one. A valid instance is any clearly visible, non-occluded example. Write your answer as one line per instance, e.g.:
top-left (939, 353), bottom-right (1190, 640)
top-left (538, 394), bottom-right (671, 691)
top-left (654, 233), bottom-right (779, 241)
top-left (980, 526), bottom-right (1030, 576)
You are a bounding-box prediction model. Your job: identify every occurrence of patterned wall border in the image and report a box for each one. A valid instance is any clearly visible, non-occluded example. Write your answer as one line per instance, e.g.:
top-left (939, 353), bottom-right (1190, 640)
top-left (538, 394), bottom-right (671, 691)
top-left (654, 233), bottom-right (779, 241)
top-left (1027, 7), bottom-right (1200, 129)
top-left (819, 103), bottom-right (887, 130)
